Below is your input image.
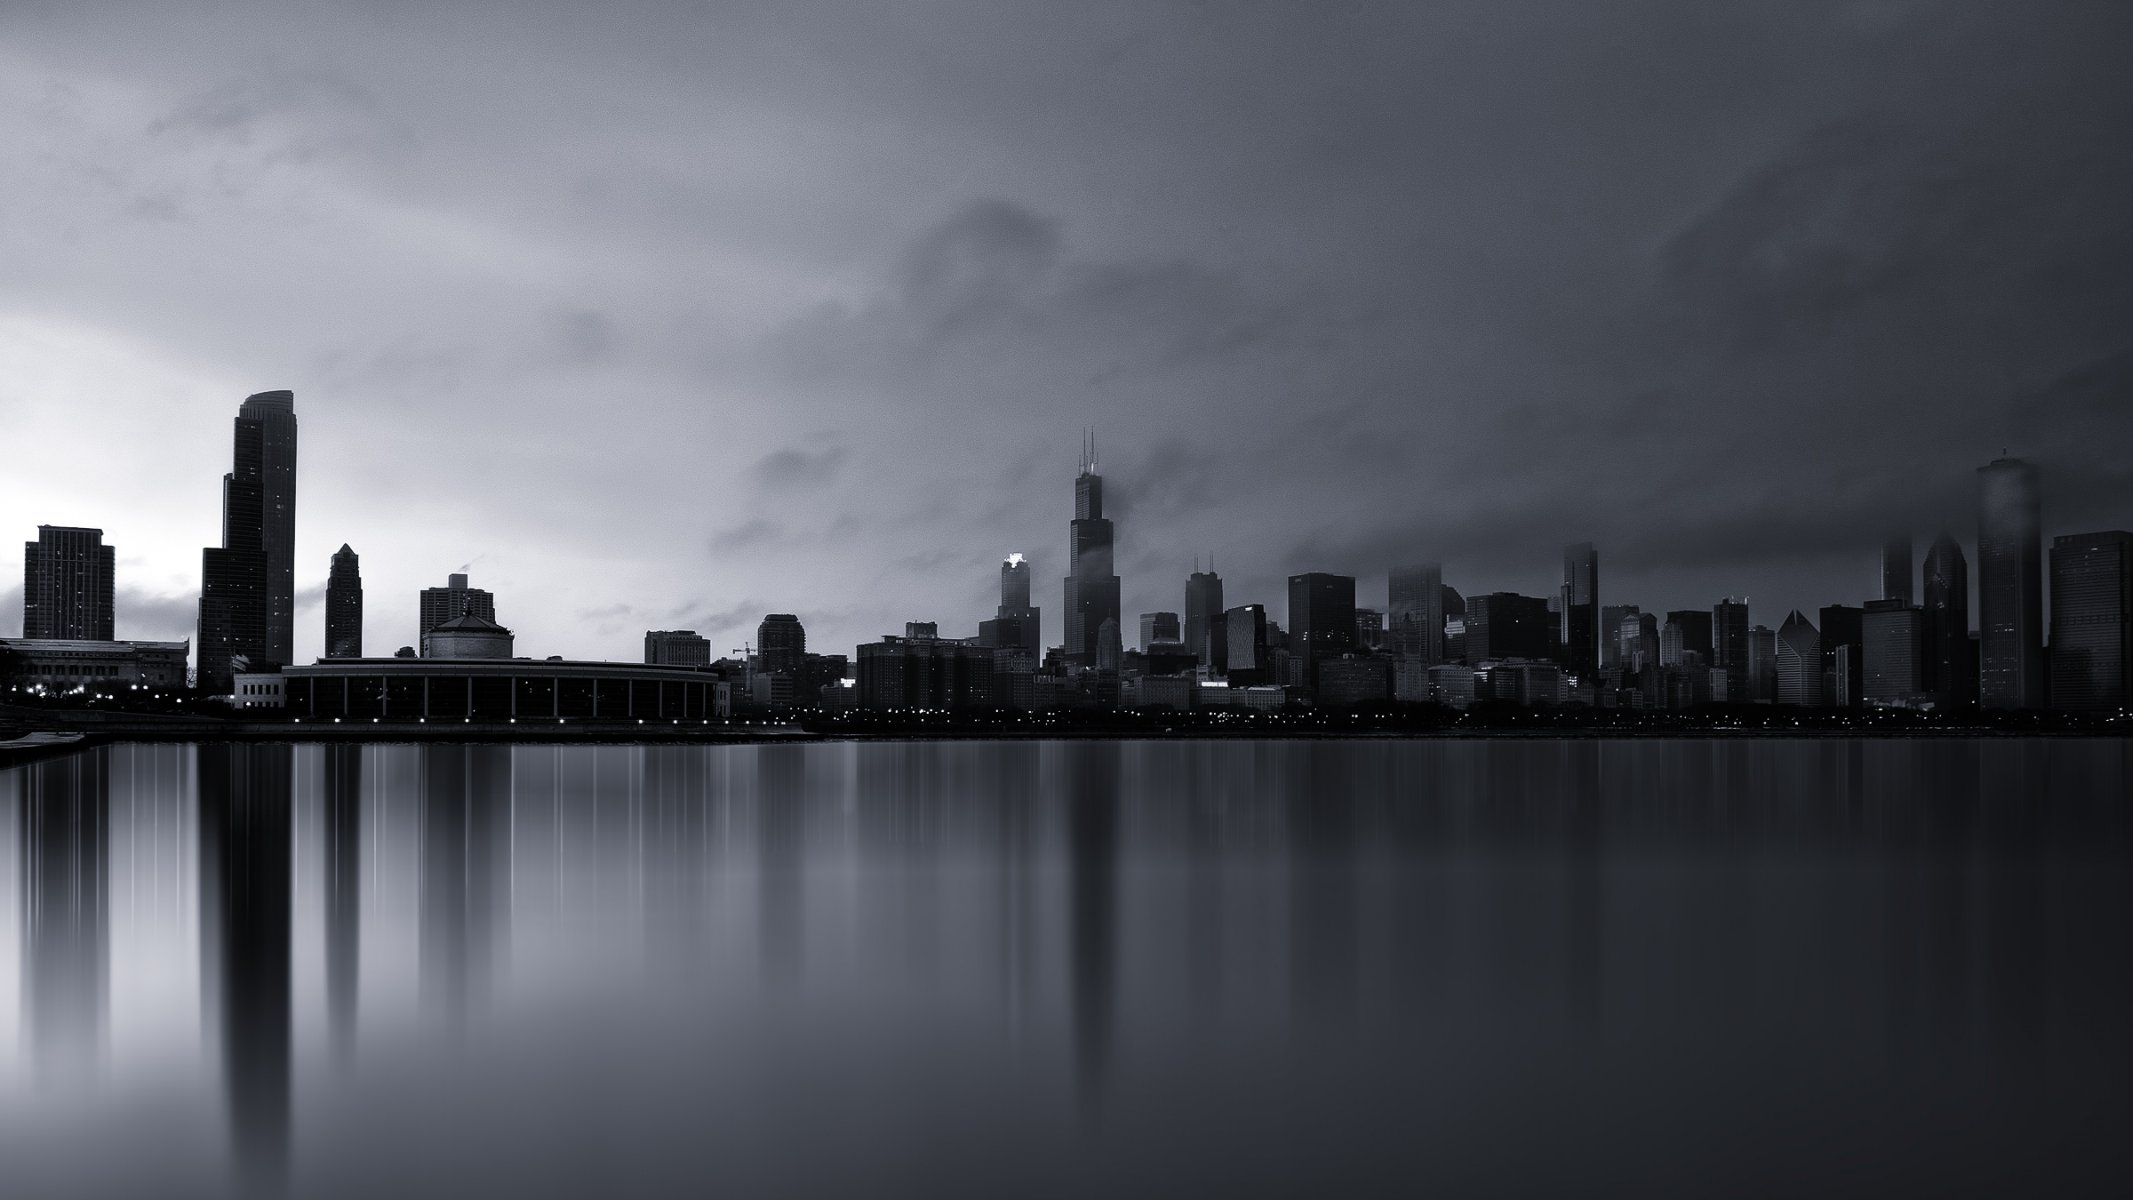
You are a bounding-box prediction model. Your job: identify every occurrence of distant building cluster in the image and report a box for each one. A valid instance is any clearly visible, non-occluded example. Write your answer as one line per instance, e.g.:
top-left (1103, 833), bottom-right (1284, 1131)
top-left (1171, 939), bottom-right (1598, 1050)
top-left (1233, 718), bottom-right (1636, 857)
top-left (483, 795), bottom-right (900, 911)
top-left (5, 403), bottom-right (2129, 721)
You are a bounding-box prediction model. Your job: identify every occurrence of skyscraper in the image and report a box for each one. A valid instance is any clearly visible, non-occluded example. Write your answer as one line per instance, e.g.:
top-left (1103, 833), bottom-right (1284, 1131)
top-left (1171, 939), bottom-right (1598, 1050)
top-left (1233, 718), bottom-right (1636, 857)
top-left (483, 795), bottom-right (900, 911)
top-left (1663, 610), bottom-right (1713, 664)
top-left (197, 394), bottom-right (296, 692)
top-left (1288, 572), bottom-right (1357, 675)
top-left (1389, 563), bottom-right (1444, 664)
top-left (1776, 611), bottom-right (1822, 706)
top-left (1139, 611), bottom-right (1181, 650)
top-left (1922, 533), bottom-right (1973, 706)
top-left (1747, 622), bottom-right (1777, 703)
top-left (1713, 599), bottom-right (1749, 702)
top-left (419, 574), bottom-right (497, 656)
top-left (758, 614), bottom-right (806, 676)
top-left (1560, 542), bottom-right (1599, 677)
top-left (2048, 531), bottom-right (2133, 711)
top-left (1881, 536), bottom-right (1913, 606)
top-left (1862, 598), bottom-right (1924, 705)
top-left (325, 545), bottom-right (362, 659)
top-left (1466, 592), bottom-right (1553, 661)
top-left (241, 391), bottom-right (298, 668)
top-left (1977, 457), bottom-right (2044, 708)
top-left (1063, 431), bottom-right (1120, 666)
top-left (23, 526), bottom-right (114, 641)
top-left (1223, 604), bottom-right (1267, 684)
top-left (1818, 604), bottom-right (1863, 708)
top-left (1184, 562), bottom-right (1224, 665)
top-left (989, 553), bottom-right (1040, 654)
top-left (644, 630), bottom-right (711, 665)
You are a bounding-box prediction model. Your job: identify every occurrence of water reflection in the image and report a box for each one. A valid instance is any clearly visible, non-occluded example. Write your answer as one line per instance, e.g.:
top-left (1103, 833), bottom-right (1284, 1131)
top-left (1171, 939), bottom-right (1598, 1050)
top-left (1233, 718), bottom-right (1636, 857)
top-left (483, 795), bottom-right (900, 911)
top-left (1, 738), bottom-right (2129, 1197)
top-left (198, 743), bottom-right (292, 1187)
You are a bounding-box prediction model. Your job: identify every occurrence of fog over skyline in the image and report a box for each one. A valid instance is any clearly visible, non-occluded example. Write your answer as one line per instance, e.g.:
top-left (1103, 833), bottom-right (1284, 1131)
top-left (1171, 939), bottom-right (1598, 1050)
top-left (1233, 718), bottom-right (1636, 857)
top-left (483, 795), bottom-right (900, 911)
top-left (3, 1), bottom-right (2128, 662)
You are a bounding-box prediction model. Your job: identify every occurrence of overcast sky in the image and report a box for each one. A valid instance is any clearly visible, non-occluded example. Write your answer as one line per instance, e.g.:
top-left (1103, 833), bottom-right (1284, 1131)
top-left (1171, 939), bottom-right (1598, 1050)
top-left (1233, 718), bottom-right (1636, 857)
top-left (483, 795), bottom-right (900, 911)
top-left (3, 0), bottom-right (2128, 661)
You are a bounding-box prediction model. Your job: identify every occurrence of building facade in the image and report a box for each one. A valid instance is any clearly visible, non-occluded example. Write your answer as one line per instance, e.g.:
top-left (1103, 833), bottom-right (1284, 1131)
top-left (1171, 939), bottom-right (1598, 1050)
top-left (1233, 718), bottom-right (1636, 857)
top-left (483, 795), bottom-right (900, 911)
top-left (1882, 536), bottom-right (1914, 606)
top-left (23, 526), bottom-right (115, 641)
top-left (1776, 611), bottom-right (1822, 706)
top-left (1388, 562), bottom-right (1444, 664)
top-left (758, 614), bottom-right (806, 677)
top-left (644, 630), bottom-right (711, 666)
top-left (326, 544), bottom-right (363, 659)
top-left (1560, 542), bottom-right (1600, 678)
top-left (2048, 531), bottom-right (2133, 711)
top-left (419, 573), bottom-right (498, 645)
top-left (1714, 599), bottom-right (1750, 702)
top-left (1184, 564), bottom-right (1224, 665)
top-left (1977, 457), bottom-right (2044, 708)
top-left (1063, 433), bottom-right (1120, 666)
top-left (0, 639), bottom-right (190, 689)
top-left (1861, 599), bottom-right (1924, 705)
top-left (282, 658), bottom-right (729, 721)
top-left (1287, 572), bottom-right (1357, 677)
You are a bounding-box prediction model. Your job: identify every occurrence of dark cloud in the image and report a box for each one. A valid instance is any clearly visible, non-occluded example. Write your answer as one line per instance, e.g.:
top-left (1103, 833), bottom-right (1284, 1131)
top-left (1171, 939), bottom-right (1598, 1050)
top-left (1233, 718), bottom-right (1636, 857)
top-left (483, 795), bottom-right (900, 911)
top-left (113, 588), bottom-right (198, 642)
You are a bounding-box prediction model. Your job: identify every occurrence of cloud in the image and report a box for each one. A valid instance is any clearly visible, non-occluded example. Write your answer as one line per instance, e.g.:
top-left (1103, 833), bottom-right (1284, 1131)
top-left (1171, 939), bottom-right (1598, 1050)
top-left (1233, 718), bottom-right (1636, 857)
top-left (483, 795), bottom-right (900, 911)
top-left (114, 587), bottom-right (198, 642)
top-left (708, 519), bottom-right (780, 552)
top-left (748, 445), bottom-right (847, 491)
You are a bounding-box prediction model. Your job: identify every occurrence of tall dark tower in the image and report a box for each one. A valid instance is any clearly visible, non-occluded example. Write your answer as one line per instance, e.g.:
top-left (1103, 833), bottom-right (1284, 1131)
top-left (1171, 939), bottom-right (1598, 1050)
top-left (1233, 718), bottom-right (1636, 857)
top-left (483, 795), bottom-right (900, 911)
top-left (1388, 562), bottom-right (1443, 663)
top-left (23, 525), bottom-right (115, 640)
top-left (1561, 542), bottom-right (1599, 678)
top-left (240, 391), bottom-right (298, 670)
top-left (1184, 559), bottom-right (1224, 666)
top-left (1881, 536), bottom-right (1914, 606)
top-left (1977, 458), bottom-right (2043, 709)
top-left (997, 553), bottom-right (1040, 650)
top-left (1922, 532), bottom-right (1973, 706)
top-left (1713, 598), bottom-right (1749, 702)
top-left (1063, 430), bottom-right (1120, 666)
top-left (2047, 531), bottom-right (2133, 711)
top-left (325, 545), bottom-right (362, 659)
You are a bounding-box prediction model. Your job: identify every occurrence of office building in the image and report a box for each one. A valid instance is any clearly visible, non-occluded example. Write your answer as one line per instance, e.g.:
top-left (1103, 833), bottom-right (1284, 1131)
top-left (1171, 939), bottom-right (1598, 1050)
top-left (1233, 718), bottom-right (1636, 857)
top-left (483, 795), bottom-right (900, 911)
top-left (856, 630), bottom-right (996, 710)
top-left (283, 657), bottom-right (728, 721)
top-left (23, 526), bottom-right (115, 641)
top-left (240, 391), bottom-right (299, 669)
top-left (1317, 656), bottom-right (1393, 708)
top-left (2048, 531), bottom-right (2133, 710)
top-left (758, 614), bottom-right (806, 676)
top-left (1139, 611), bottom-right (1181, 651)
top-left (1882, 536), bottom-right (1913, 606)
top-left (1096, 616), bottom-right (1122, 672)
top-left (1354, 608), bottom-right (1385, 650)
top-left (644, 630), bottom-right (711, 666)
top-left (197, 545), bottom-right (265, 694)
top-left (1560, 542), bottom-right (1599, 677)
top-left (1664, 610), bottom-right (1713, 663)
top-left (1184, 562), bottom-right (1224, 665)
top-left (1063, 432), bottom-right (1121, 665)
top-left (1466, 592), bottom-right (1552, 662)
top-left (1776, 611), bottom-right (1822, 706)
top-left (196, 392), bottom-right (297, 692)
top-left (1389, 563), bottom-right (1444, 663)
top-left (1223, 604), bottom-right (1267, 684)
top-left (1747, 623), bottom-right (1777, 703)
top-left (1287, 572), bottom-right (1357, 674)
top-left (419, 573), bottom-right (497, 647)
top-left (1600, 604), bottom-right (1639, 670)
top-left (995, 553), bottom-right (1040, 653)
top-left (1922, 533), bottom-right (1973, 705)
top-left (1977, 457), bottom-right (2044, 708)
top-left (1714, 599), bottom-right (1750, 701)
top-left (325, 544), bottom-right (362, 659)
top-left (1818, 604), bottom-right (1863, 708)
top-left (1861, 599), bottom-right (1924, 704)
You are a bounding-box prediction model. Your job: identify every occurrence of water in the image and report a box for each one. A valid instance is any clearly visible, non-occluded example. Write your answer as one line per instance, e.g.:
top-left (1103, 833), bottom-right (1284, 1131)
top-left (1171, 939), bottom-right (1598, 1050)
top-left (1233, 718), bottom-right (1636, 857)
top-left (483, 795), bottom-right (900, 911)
top-left (1, 738), bottom-right (2129, 1197)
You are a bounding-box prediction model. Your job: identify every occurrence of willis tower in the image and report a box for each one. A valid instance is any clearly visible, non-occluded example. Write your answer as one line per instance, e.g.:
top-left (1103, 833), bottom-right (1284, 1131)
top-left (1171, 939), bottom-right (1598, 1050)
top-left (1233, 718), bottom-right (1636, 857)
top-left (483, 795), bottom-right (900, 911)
top-left (1063, 431), bottom-right (1121, 667)
top-left (197, 391), bottom-right (297, 692)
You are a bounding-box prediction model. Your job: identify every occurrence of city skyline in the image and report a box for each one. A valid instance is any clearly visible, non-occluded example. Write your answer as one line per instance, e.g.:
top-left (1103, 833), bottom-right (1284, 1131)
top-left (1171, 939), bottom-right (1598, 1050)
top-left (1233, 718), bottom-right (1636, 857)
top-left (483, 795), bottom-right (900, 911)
top-left (3, 3), bottom-right (2130, 666)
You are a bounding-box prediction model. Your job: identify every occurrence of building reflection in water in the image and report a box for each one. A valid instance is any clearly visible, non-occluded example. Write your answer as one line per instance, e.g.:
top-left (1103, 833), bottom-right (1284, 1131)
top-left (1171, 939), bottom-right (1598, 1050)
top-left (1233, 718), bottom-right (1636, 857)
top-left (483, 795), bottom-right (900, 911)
top-left (323, 744), bottom-right (363, 1061)
top-left (756, 745), bottom-right (806, 987)
top-left (1284, 742), bottom-right (1357, 1039)
top-left (20, 748), bottom-right (110, 1083)
top-left (198, 743), bottom-right (292, 1187)
top-left (1064, 740), bottom-right (1119, 1116)
top-left (640, 746), bottom-right (712, 975)
top-left (420, 745), bottom-right (512, 1029)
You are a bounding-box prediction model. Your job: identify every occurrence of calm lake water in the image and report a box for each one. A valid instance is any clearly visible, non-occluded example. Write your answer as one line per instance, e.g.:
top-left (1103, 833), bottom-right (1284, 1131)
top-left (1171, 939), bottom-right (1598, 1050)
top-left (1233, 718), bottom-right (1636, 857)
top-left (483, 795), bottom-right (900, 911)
top-left (2, 738), bottom-right (2129, 1197)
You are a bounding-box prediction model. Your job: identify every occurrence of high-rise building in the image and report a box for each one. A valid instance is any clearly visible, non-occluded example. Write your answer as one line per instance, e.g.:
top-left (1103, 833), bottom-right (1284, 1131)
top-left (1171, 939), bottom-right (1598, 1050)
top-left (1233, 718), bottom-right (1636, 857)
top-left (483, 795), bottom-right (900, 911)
top-left (1977, 457), bottom-right (2044, 708)
top-left (1560, 542), bottom-right (1599, 677)
top-left (419, 573), bottom-right (497, 648)
top-left (1096, 616), bottom-right (1122, 673)
top-left (2048, 531), bottom-right (2133, 711)
top-left (1663, 610), bottom-right (1713, 664)
top-left (1288, 572), bottom-right (1357, 674)
top-left (1063, 432), bottom-right (1120, 666)
top-left (23, 526), bottom-right (114, 641)
top-left (241, 391), bottom-right (297, 667)
top-left (758, 614), bottom-right (806, 676)
top-left (1714, 599), bottom-right (1750, 701)
top-left (644, 630), bottom-right (711, 666)
top-left (1224, 604), bottom-right (1268, 685)
top-left (1776, 611), bottom-right (1822, 706)
top-left (1922, 533), bottom-right (1973, 706)
top-left (1466, 592), bottom-right (1553, 662)
top-left (1139, 611), bottom-right (1181, 650)
top-left (325, 544), bottom-right (362, 659)
top-left (1659, 620), bottom-right (1685, 668)
top-left (1600, 604), bottom-right (1639, 670)
top-left (1882, 536), bottom-right (1914, 606)
top-left (1635, 613), bottom-right (1660, 681)
top-left (1388, 563), bottom-right (1444, 663)
top-left (197, 393), bottom-right (295, 692)
top-left (1862, 599), bottom-right (1924, 705)
top-left (1818, 604), bottom-right (1863, 708)
top-left (1184, 562), bottom-right (1224, 666)
top-left (1747, 623), bottom-right (1777, 703)
top-left (996, 553), bottom-right (1040, 652)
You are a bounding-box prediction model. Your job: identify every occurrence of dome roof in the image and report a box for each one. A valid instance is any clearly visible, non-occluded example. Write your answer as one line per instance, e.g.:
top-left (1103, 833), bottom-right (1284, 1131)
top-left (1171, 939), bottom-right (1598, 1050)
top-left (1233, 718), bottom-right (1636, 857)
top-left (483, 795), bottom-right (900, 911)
top-left (432, 613), bottom-right (511, 634)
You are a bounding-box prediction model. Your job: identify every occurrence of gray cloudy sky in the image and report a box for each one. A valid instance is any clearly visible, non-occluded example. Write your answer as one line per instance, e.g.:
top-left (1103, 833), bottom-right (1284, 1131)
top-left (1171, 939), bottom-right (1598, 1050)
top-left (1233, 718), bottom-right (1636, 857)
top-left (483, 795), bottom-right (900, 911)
top-left (3, 0), bottom-right (2129, 660)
